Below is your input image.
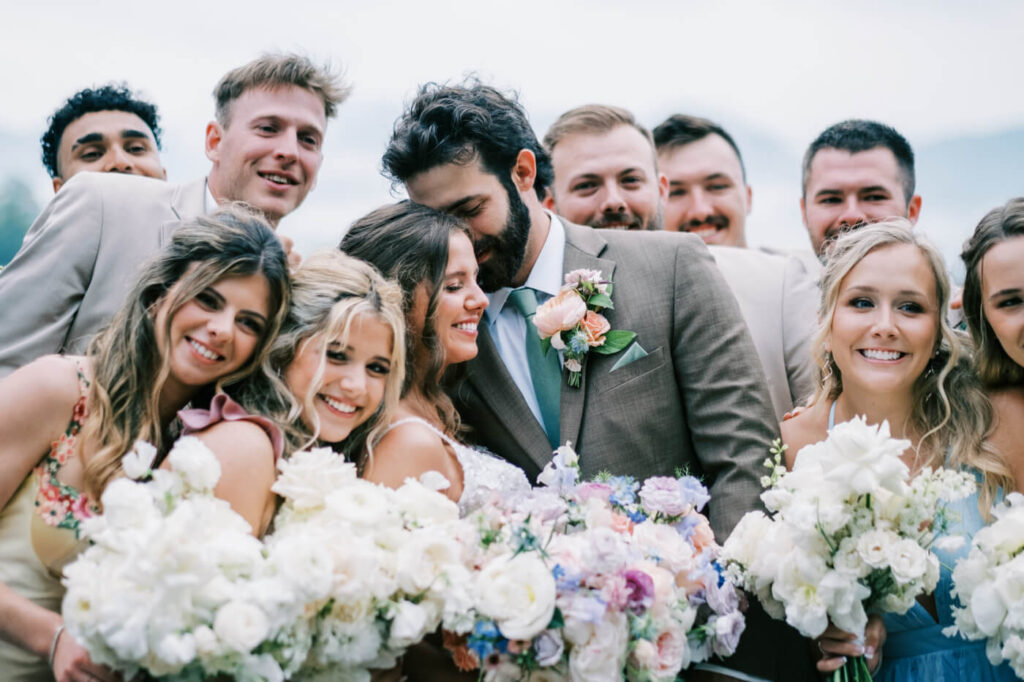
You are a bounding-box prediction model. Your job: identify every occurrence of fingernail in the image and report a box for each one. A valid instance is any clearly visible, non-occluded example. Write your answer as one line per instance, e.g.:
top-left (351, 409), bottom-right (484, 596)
top-left (865, 646), bottom-right (875, 658)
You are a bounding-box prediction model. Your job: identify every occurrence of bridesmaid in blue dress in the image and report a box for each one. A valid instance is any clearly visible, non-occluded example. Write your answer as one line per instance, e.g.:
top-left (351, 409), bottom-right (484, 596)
top-left (780, 219), bottom-right (1017, 681)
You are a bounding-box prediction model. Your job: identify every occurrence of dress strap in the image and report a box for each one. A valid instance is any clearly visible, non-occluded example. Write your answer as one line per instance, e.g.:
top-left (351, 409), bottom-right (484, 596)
top-left (827, 400), bottom-right (837, 430)
top-left (382, 416), bottom-right (460, 449)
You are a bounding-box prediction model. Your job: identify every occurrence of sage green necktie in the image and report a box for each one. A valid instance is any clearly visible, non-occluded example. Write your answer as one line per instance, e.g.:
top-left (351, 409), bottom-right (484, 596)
top-left (507, 288), bottom-right (561, 448)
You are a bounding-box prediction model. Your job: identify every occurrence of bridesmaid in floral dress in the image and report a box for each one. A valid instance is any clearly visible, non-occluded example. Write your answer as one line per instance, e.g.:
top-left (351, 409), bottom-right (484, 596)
top-left (0, 206), bottom-right (289, 681)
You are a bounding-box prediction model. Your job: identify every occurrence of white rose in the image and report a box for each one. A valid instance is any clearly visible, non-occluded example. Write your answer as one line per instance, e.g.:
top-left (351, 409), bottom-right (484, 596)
top-left (395, 479), bottom-right (460, 525)
top-left (272, 446), bottom-right (357, 510)
top-left (387, 600), bottom-right (431, 648)
top-left (152, 632), bottom-right (197, 670)
top-left (856, 529), bottom-right (899, 568)
top-left (887, 539), bottom-right (929, 584)
top-left (809, 416), bottom-right (911, 496)
top-left (95, 477), bottom-right (160, 533)
top-left (395, 530), bottom-right (462, 594)
top-left (167, 436), bottom-right (222, 491)
top-left (214, 601), bottom-right (270, 652)
top-left (324, 480), bottom-right (398, 529)
top-left (475, 553), bottom-right (556, 640)
top-left (566, 612), bottom-right (628, 682)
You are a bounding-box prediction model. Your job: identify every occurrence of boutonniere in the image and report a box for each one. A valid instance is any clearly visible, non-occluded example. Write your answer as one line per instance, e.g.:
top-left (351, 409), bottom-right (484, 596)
top-left (533, 269), bottom-right (637, 388)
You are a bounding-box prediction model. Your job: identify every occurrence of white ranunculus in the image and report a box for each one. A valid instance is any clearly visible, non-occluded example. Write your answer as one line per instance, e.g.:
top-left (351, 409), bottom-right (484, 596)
top-left (888, 539), bottom-right (929, 585)
top-left (856, 529), bottom-right (898, 568)
top-left (272, 447), bottom-right (357, 510)
top-left (214, 601), bottom-right (270, 653)
top-left (167, 436), bottom-right (222, 491)
top-left (475, 553), bottom-right (556, 641)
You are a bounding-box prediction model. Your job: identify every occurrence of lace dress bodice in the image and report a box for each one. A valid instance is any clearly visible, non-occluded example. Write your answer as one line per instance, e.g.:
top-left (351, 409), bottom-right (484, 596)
top-left (382, 417), bottom-right (532, 515)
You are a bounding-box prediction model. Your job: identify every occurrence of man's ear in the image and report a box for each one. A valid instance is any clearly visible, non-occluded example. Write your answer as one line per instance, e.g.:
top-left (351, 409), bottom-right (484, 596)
top-left (542, 193), bottom-right (556, 211)
top-left (52, 177), bottom-right (64, 193)
top-left (907, 195), bottom-right (922, 224)
top-left (745, 185), bottom-right (753, 215)
top-left (511, 149), bottom-right (537, 193)
top-left (205, 121), bottom-right (223, 162)
top-left (658, 173), bottom-right (669, 203)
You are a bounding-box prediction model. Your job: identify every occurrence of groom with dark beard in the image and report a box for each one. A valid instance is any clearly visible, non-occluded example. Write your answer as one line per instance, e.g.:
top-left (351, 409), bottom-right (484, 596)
top-left (382, 80), bottom-right (816, 682)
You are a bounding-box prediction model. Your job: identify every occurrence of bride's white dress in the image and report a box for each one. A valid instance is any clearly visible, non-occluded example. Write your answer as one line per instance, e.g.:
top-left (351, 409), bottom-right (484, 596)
top-left (381, 417), bottom-right (532, 515)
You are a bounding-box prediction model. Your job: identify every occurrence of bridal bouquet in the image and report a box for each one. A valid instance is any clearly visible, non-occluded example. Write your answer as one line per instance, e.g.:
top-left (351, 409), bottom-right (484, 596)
top-left (945, 492), bottom-right (1024, 677)
top-left (720, 417), bottom-right (977, 681)
top-left (264, 448), bottom-right (474, 681)
top-left (445, 445), bottom-right (744, 682)
top-left (62, 438), bottom-right (298, 681)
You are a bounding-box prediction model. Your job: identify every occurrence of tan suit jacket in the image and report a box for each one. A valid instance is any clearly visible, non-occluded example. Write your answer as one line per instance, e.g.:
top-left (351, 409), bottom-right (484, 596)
top-left (0, 172), bottom-right (206, 377)
top-left (453, 220), bottom-right (777, 539)
top-left (709, 246), bottom-right (819, 419)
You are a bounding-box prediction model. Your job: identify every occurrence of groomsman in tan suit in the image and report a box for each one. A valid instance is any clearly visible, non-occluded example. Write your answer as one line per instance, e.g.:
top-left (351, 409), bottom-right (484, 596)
top-left (0, 54), bottom-right (348, 377)
top-left (385, 83), bottom-right (815, 682)
top-left (544, 106), bottom-right (819, 418)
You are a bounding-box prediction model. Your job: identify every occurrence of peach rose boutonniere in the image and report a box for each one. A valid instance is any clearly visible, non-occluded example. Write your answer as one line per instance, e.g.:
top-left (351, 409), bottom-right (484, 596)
top-left (533, 269), bottom-right (636, 388)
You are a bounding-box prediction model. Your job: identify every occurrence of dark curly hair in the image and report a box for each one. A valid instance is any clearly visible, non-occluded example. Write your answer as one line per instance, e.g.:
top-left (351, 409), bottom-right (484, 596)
top-left (41, 83), bottom-right (162, 178)
top-left (382, 78), bottom-right (553, 200)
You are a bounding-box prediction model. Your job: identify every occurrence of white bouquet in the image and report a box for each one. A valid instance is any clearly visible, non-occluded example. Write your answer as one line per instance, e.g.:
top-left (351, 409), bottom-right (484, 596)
top-left (945, 492), bottom-right (1024, 677)
top-left (445, 445), bottom-right (744, 682)
top-left (265, 447), bottom-right (474, 681)
top-left (720, 417), bottom-right (976, 681)
top-left (62, 437), bottom-right (297, 681)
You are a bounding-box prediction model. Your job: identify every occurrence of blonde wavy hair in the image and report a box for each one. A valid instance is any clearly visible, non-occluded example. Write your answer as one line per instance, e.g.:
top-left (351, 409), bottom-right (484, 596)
top-left (81, 204), bottom-right (291, 498)
top-left (233, 250), bottom-right (406, 466)
top-left (810, 219), bottom-right (1013, 515)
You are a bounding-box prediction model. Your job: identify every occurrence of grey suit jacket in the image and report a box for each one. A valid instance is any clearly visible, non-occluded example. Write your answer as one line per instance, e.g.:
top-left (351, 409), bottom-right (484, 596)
top-left (0, 172), bottom-right (205, 377)
top-left (453, 220), bottom-right (778, 538)
top-left (709, 246), bottom-right (819, 419)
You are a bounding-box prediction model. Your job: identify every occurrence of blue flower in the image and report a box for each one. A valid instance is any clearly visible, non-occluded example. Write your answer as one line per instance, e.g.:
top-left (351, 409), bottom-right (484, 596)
top-left (552, 563), bottom-right (582, 591)
top-left (678, 477), bottom-right (711, 512)
top-left (468, 620), bottom-right (502, 659)
top-left (568, 331), bottom-right (590, 355)
top-left (608, 476), bottom-right (638, 506)
top-left (627, 509), bottom-right (647, 523)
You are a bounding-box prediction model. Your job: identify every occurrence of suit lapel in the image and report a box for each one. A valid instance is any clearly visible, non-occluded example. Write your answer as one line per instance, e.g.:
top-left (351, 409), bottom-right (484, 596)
top-left (467, 324), bottom-right (553, 472)
top-left (560, 222), bottom-right (616, 450)
top-left (160, 178), bottom-right (208, 245)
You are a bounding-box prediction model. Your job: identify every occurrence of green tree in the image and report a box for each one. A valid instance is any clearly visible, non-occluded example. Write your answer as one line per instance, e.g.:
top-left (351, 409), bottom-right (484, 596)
top-left (0, 177), bottom-right (40, 266)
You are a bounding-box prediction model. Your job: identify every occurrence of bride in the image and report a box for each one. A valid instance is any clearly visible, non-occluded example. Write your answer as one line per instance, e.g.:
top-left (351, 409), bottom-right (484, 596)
top-left (340, 201), bottom-right (532, 512)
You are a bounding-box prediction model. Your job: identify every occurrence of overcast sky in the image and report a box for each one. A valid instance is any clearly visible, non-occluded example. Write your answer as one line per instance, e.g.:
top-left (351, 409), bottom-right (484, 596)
top-left (4, 0), bottom-right (1023, 258)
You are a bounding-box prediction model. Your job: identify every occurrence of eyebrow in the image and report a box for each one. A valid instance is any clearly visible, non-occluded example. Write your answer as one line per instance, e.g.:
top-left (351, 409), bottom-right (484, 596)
top-left (845, 285), bottom-right (928, 297)
top-left (988, 287), bottom-right (1022, 300)
top-left (814, 185), bottom-right (891, 199)
top-left (702, 172), bottom-right (732, 183)
top-left (71, 129), bottom-right (151, 150)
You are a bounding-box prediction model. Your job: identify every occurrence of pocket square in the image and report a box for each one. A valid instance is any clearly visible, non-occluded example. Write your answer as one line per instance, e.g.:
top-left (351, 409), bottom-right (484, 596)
top-left (609, 341), bottom-right (648, 373)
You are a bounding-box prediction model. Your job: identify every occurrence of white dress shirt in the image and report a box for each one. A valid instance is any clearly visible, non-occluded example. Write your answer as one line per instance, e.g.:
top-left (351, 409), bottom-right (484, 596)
top-left (484, 213), bottom-right (566, 428)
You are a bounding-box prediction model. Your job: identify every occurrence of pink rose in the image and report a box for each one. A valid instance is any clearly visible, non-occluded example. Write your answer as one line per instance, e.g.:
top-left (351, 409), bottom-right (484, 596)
top-left (580, 311), bottom-right (610, 347)
top-left (690, 515), bottom-right (716, 553)
top-left (534, 288), bottom-right (587, 339)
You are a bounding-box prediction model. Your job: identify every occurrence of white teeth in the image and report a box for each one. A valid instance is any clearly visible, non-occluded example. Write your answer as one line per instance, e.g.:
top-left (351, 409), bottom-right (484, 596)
top-left (263, 173), bottom-right (294, 185)
top-left (322, 395), bottom-right (356, 413)
top-left (862, 349), bottom-right (902, 361)
top-left (455, 322), bottom-right (477, 332)
top-left (189, 339), bottom-right (220, 360)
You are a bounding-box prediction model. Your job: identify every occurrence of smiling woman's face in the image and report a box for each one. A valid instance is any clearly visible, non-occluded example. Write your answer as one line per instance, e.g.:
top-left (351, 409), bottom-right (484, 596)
top-left (980, 236), bottom-right (1024, 370)
top-left (284, 312), bottom-right (394, 444)
top-left (828, 243), bottom-right (939, 396)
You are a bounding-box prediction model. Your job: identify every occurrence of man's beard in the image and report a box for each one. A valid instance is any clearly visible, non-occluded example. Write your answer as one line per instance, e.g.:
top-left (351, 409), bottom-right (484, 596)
top-left (475, 181), bottom-right (531, 292)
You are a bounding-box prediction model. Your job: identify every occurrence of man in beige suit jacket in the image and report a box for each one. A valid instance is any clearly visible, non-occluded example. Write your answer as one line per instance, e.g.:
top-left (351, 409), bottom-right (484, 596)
top-left (543, 105), bottom-right (819, 419)
top-left (0, 54), bottom-right (348, 377)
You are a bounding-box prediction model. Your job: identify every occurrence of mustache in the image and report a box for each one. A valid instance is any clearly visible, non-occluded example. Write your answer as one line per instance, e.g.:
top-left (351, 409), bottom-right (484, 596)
top-left (592, 211), bottom-right (644, 230)
top-left (683, 214), bottom-right (729, 231)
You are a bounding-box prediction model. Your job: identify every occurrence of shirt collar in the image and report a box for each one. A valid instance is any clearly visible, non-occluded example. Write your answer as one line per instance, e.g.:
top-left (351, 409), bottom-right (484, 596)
top-left (487, 212), bottom-right (566, 322)
top-left (204, 179), bottom-right (217, 214)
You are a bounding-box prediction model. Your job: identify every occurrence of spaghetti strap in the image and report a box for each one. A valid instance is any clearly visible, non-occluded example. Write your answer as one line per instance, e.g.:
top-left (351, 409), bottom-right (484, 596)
top-left (382, 416), bottom-right (459, 448)
top-left (827, 401), bottom-right (837, 430)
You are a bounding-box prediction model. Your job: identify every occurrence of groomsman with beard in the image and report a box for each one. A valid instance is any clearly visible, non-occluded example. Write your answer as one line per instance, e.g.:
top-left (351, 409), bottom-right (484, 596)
top-left (544, 105), bottom-right (818, 419)
top-left (0, 54), bottom-right (348, 377)
top-left (384, 83), bottom-right (815, 682)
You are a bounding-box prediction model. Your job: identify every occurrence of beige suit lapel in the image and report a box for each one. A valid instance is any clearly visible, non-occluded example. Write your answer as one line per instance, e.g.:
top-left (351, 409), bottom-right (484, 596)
top-left (560, 222), bottom-right (616, 450)
top-left (160, 178), bottom-right (209, 245)
top-left (467, 324), bottom-right (553, 472)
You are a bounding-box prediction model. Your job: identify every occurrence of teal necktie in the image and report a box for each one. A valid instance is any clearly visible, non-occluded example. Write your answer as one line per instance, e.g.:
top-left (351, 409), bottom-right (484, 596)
top-left (507, 288), bottom-right (561, 448)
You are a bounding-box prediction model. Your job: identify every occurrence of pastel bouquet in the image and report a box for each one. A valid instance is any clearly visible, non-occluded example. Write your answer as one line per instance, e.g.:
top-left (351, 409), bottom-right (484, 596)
top-left (445, 444), bottom-right (745, 681)
top-left (720, 417), bottom-right (977, 681)
top-left (263, 447), bottom-right (475, 681)
top-left (945, 492), bottom-right (1024, 677)
top-left (533, 269), bottom-right (636, 387)
top-left (62, 437), bottom-right (301, 681)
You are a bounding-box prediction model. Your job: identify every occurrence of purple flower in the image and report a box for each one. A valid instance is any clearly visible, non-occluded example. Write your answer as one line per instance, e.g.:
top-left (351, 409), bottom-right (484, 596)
top-left (532, 629), bottom-right (565, 666)
top-left (562, 594), bottom-right (607, 624)
top-left (712, 611), bottom-right (746, 657)
top-left (623, 569), bottom-right (655, 615)
top-left (706, 576), bottom-right (740, 614)
top-left (575, 482), bottom-right (612, 504)
top-left (639, 477), bottom-right (690, 517)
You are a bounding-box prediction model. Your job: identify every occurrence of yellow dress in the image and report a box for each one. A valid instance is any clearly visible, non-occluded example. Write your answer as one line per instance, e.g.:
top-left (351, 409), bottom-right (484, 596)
top-left (0, 359), bottom-right (94, 680)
